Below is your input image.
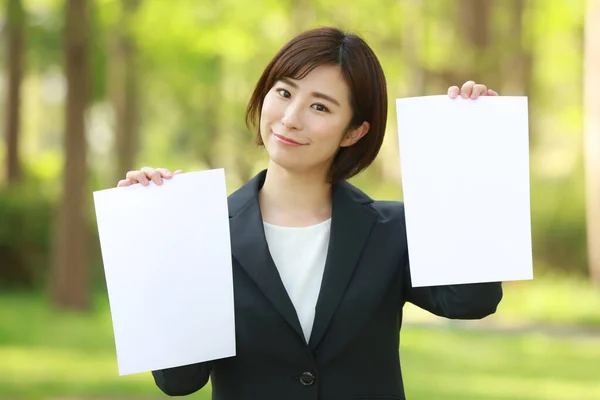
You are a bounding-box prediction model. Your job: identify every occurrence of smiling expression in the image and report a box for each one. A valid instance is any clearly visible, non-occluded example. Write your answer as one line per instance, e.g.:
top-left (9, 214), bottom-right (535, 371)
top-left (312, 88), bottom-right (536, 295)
top-left (259, 64), bottom-right (369, 177)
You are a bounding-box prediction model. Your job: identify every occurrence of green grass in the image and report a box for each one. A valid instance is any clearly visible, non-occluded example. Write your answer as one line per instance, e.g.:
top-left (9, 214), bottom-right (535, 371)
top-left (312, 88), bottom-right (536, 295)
top-left (1, 280), bottom-right (599, 400)
top-left (400, 327), bottom-right (600, 400)
top-left (497, 275), bottom-right (600, 328)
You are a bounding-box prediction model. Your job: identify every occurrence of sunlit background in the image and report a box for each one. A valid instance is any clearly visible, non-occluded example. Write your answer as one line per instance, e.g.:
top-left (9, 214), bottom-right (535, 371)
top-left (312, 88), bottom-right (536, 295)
top-left (1, 0), bottom-right (599, 399)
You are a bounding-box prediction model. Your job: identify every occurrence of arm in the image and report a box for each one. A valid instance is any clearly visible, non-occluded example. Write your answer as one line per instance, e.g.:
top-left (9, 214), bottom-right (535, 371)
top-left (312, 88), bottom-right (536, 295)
top-left (403, 257), bottom-right (503, 320)
top-left (152, 362), bottom-right (212, 396)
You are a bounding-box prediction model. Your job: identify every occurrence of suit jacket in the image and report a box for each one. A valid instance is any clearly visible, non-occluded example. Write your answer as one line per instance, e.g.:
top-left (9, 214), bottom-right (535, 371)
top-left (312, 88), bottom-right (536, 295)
top-left (152, 169), bottom-right (503, 400)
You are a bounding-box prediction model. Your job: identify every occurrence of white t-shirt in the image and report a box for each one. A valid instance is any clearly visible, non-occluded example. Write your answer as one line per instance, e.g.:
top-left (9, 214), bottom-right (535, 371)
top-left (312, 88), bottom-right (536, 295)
top-left (263, 219), bottom-right (331, 342)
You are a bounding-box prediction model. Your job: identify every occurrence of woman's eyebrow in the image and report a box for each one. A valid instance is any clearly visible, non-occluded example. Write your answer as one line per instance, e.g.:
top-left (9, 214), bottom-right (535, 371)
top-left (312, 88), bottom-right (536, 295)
top-left (280, 77), bottom-right (341, 107)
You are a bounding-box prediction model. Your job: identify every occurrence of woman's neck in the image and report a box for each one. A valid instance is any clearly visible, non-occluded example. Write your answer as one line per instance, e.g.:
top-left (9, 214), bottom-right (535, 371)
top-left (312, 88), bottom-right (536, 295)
top-left (258, 161), bottom-right (333, 227)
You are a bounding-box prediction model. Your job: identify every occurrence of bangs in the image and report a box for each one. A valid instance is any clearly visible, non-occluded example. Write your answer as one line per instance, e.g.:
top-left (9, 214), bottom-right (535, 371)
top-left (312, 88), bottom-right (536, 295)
top-left (266, 42), bottom-right (343, 85)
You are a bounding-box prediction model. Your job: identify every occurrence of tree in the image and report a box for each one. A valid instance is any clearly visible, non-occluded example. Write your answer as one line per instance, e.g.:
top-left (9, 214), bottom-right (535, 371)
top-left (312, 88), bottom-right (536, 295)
top-left (3, 0), bottom-right (25, 184)
top-left (584, 0), bottom-right (600, 287)
top-left (457, 0), bottom-right (495, 85)
top-left (51, 0), bottom-right (90, 310)
top-left (110, 0), bottom-right (141, 182)
top-left (500, 0), bottom-right (533, 96)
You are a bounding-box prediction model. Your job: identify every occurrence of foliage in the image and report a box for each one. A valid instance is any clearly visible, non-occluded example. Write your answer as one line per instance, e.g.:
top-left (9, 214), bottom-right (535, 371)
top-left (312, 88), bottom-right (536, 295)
top-left (0, 177), bottom-right (54, 289)
top-left (0, 1), bottom-right (594, 281)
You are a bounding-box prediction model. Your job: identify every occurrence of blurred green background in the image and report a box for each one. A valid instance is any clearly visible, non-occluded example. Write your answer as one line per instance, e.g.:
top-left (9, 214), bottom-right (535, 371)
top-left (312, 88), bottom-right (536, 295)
top-left (1, 0), bottom-right (600, 399)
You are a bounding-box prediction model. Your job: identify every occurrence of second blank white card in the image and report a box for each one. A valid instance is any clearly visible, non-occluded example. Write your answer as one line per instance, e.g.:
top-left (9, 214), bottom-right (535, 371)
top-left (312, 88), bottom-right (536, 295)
top-left (396, 95), bottom-right (533, 287)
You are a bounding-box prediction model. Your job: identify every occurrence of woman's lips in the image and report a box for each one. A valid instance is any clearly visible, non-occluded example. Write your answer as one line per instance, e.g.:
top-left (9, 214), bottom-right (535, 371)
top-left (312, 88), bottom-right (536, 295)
top-left (273, 133), bottom-right (306, 147)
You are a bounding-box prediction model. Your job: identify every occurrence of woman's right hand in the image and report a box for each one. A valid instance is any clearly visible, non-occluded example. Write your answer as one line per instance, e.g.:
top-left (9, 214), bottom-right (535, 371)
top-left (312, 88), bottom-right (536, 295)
top-left (117, 167), bottom-right (183, 187)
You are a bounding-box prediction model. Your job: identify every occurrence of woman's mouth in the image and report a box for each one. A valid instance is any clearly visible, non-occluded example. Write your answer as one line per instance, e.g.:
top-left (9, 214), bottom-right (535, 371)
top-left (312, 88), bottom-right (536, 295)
top-left (273, 133), bottom-right (306, 147)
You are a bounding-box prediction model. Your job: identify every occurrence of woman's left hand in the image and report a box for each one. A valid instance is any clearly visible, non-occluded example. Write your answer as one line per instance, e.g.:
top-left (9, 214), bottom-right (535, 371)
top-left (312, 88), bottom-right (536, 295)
top-left (447, 81), bottom-right (498, 99)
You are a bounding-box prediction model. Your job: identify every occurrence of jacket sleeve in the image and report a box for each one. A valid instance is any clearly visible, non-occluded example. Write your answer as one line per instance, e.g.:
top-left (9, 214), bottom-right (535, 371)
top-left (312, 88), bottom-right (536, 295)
top-left (403, 258), bottom-right (503, 319)
top-left (152, 362), bottom-right (212, 396)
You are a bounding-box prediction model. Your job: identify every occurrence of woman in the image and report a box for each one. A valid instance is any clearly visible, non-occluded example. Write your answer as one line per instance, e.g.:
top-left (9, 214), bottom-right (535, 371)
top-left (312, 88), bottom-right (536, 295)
top-left (118, 27), bottom-right (502, 400)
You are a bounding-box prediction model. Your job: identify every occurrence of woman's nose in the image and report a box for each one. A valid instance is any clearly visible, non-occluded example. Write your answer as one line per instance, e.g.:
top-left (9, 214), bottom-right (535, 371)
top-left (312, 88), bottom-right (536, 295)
top-left (281, 102), bottom-right (303, 130)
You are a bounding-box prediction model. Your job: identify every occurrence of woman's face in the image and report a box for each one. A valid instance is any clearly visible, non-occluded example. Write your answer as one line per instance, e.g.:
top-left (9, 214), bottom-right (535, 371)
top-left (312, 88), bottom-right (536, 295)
top-left (259, 64), bottom-right (368, 178)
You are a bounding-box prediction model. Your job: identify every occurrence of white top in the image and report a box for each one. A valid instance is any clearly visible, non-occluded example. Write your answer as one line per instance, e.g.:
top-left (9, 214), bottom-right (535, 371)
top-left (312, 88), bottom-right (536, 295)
top-left (263, 219), bottom-right (331, 342)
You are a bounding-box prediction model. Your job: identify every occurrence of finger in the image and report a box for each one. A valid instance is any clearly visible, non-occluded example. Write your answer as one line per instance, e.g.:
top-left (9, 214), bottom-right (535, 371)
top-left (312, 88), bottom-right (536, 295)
top-left (156, 167), bottom-right (173, 179)
top-left (126, 170), bottom-right (149, 186)
top-left (471, 84), bottom-right (488, 99)
top-left (173, 169), bottom-right (184, 175)
top-left (460, 81), bottom-right (475, 98)
top-left (488, 89), bottom-right (499, 96)
top-left (140, 166), bottom-right (156, 179)
top-left (149, 170), bottom-right (163, 185)
top-left (447, 86), bottom-right (460, 99)
top-left (141, 166), bottom-right (163, 185)
top-left (117, 179), bottom-right (132, 187)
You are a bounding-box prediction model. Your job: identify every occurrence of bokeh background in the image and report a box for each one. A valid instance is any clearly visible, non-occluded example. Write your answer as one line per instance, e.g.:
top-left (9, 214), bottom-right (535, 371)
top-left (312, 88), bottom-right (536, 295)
top-left (1, 0), bottom-right (600, 399)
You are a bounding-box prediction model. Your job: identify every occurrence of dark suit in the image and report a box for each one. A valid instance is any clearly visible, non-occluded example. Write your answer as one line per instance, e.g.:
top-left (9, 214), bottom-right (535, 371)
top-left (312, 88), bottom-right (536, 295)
top-left (152, 170), bottom-right (502, 400)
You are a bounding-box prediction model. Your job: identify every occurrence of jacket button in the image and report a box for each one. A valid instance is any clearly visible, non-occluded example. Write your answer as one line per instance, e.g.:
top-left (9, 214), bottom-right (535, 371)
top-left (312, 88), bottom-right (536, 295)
top-left (299, 371), bottom-right (315, 386)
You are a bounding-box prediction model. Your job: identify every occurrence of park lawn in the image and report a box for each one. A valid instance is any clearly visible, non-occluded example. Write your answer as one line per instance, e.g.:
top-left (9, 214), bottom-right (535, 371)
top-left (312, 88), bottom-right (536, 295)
top-left (0, 291), bottom-right (599, 400)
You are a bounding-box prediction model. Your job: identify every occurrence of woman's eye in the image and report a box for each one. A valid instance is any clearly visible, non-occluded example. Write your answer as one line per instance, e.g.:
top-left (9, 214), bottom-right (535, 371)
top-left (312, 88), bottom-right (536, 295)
top-left (277, 89), bottom-right (291, 98)
top-left (312, 104), bottom-right (328, 112)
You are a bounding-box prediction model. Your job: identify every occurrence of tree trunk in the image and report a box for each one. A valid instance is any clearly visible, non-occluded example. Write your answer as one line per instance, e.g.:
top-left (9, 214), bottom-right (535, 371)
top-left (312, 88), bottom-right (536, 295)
top-left (499, 0), bottom-right (536, 146)
top-left (4, 0), bottom-right (25, 184)
top-left (501, 0), bottom-right (533, 95)
top-left (402, 0), bottom-right (425, 97)
top-left (199, 56), bottom-right (222, 170)
top-left (110, 0), bottom-right (141, 182)
top-left (584, 0), bottom-right (600, 287)
top-left (51, 0), bottom-right (90, 310)
top-left (458, 0), bottom-right (494, 84)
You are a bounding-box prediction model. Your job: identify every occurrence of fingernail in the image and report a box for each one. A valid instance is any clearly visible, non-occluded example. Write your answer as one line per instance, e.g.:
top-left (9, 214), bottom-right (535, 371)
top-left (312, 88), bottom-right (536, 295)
top-left (461, 92), bottom-right (469, 99)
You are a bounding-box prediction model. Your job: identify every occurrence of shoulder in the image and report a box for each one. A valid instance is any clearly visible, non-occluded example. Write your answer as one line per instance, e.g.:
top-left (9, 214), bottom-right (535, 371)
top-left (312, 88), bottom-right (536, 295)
top-left (370, 200), bottom-right (406, 222)
top-left (227, 170), bottom-right (266, 217)
top-left (337, 180), bottom-right (406, 223)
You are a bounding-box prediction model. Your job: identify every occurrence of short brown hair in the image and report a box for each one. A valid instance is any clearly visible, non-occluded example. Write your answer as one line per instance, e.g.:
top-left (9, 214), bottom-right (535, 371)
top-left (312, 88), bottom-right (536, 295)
top-left (246, 27), bottom-right (388, 183)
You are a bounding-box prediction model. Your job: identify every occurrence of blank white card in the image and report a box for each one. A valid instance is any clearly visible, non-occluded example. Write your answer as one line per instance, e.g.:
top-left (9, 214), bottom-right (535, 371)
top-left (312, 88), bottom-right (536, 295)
top-left (396, 95), bottom-right (533, 287)
top-left (93, 169), bottom-right (235, 375)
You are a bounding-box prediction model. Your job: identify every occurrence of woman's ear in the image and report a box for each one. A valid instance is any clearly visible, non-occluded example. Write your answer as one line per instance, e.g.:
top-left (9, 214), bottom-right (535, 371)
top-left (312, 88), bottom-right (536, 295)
top-left (340, 121), bottom-right (370, 147)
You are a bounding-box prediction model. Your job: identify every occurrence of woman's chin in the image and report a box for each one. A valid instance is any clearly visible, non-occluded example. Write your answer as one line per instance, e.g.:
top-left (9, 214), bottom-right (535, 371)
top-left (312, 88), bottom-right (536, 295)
top-left (267, 155), bottom-right (332, 179)
top-left (267, 155), bottom-right (304, 172)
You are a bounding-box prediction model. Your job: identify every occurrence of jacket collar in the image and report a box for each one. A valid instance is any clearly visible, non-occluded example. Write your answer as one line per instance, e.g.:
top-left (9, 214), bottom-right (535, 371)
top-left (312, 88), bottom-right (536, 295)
top-left (228, 169), bottom-right (377, 349)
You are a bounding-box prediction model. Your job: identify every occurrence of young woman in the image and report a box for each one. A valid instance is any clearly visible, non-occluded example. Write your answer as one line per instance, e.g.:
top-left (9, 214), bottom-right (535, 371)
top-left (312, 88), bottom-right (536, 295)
top-left (118, 27), bottom-right (502, 400)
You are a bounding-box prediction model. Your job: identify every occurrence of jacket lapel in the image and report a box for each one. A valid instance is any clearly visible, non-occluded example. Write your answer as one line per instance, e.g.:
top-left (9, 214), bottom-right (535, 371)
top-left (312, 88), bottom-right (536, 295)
top-left (228, 170), bottom-right (378, 349)
top-left (308, 181), bottom-right (377, 350)
top-left (228, 171), bottom-right (305, 341)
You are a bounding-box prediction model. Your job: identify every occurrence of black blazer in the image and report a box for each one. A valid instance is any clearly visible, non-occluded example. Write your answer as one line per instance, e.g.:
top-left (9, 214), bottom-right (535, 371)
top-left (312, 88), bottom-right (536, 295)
top-left (152, 170), bottom-right (502, 400)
